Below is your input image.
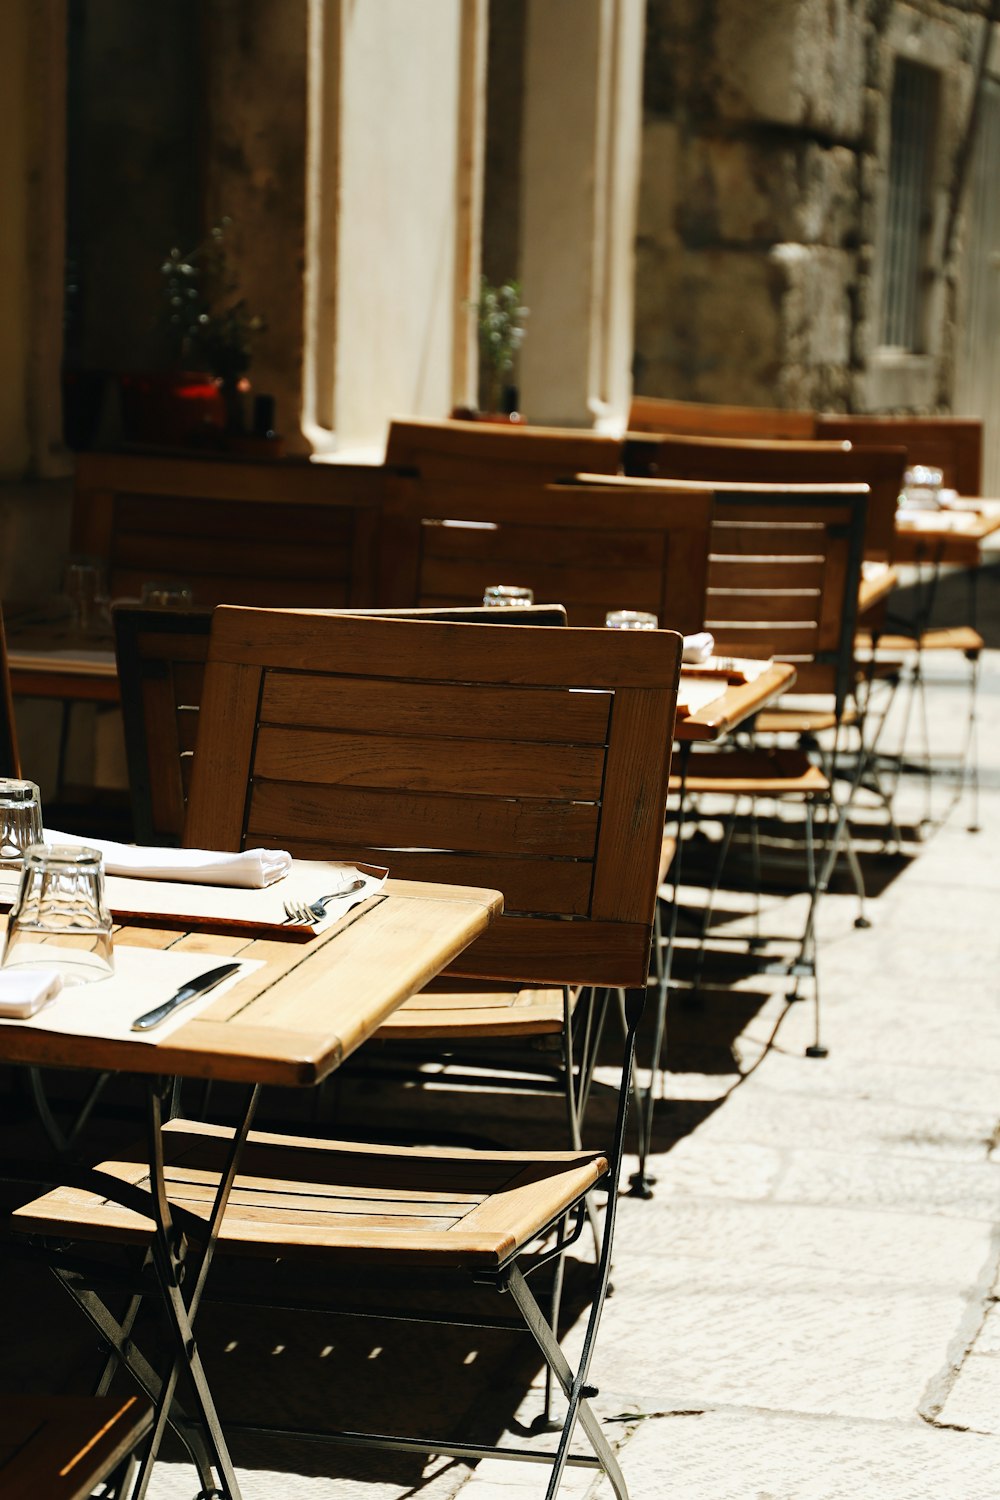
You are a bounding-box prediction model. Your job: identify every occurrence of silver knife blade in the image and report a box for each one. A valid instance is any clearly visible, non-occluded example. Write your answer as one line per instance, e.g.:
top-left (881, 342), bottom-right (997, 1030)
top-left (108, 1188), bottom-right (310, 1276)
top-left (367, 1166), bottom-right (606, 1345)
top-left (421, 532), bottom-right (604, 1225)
top-left (131, 961), bottom-right (242, 1033)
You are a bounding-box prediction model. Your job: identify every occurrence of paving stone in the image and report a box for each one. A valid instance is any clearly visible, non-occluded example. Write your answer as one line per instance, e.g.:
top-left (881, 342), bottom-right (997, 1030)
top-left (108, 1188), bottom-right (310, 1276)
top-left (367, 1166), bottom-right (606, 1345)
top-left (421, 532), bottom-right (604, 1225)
top-left (616, 1408), bottom-right (1000, 1499)
top-left (937, 1352), bottom-right (1000, 1435)
top-left (777, 1148), bottom-right (1000, 1220)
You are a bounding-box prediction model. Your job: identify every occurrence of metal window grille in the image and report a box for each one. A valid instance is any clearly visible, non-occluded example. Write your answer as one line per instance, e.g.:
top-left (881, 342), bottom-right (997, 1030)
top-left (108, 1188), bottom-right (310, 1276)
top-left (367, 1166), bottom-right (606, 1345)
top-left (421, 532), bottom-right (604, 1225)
top-left (880, 59), bottom-right (939, 350)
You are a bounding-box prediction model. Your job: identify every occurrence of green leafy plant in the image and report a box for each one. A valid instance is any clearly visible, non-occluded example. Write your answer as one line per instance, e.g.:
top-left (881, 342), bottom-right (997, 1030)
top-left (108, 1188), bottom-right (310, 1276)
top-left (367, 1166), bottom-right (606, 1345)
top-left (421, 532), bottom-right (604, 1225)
top-left (474, 277), bottom-right (528, 412)
top-left (160, 219), bottom-right (265, 384)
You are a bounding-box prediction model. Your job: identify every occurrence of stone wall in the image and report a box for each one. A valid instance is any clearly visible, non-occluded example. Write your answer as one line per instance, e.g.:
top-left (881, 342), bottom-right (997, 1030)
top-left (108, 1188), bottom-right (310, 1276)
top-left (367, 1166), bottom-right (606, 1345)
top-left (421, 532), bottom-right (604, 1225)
top-left (634, 0), bottom-right (993, 413)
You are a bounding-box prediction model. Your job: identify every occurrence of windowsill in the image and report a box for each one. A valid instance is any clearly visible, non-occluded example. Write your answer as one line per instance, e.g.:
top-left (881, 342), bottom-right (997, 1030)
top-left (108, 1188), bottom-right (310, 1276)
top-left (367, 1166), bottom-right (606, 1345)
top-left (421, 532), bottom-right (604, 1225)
top-left (860, 350), bottom-right (939, 410)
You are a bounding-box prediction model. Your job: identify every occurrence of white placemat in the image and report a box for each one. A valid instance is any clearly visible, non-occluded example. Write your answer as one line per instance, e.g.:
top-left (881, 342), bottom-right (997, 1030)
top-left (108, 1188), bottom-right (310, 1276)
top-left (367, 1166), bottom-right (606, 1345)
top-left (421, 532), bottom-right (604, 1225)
top-left (0, 947), bottom-right (262, 1044)
top-left (677, 679), bottom-right (731, 717)
top-left (0, 861), bottom-right (388, 935)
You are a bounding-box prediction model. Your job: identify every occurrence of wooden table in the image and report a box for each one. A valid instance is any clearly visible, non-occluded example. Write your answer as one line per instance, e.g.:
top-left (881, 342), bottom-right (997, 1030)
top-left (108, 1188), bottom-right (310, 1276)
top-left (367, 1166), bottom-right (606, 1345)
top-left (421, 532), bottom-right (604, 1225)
top-left (0, 875), bottom-right (502, 1499)
top-left (5, 611), bottom-right (120, 704)
top-left (893, 499), bottom-right (1000, 567)
top-left (674, 661), bottom-right (797, 742)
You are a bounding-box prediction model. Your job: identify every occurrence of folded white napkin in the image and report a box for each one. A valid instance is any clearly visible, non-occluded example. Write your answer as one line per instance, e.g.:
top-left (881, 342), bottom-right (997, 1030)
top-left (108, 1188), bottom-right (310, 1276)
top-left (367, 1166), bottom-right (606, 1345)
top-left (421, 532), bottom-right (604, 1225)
top-left (43, 832), bottom-right (292, 889)
top-left (682, 631), bottom-right (715, 665)
top-left (0, 967), bottom-right (63, 1018)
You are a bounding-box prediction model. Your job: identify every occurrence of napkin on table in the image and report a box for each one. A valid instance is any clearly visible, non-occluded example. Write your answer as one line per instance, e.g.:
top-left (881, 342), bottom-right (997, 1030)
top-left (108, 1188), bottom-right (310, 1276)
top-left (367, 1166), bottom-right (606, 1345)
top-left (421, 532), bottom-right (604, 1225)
top-left (0, 967), bottom-right (63, 1018)
top-left (682, 631), bottom-right (715, 665)
top-left (43, 832), bottom-right (292, 889)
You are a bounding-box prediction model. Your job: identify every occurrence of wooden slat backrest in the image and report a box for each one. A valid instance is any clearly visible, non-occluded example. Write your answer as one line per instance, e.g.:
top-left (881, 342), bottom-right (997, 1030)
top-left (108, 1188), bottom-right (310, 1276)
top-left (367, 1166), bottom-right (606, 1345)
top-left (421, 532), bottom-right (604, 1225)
top-left (623, 431), bottom-right (905, 564)
top-left (708, 488), bottom-right (868, 709)
top-left (115, 603), bottom-right (569, 847)
top-left (815, 414), bottom-right (983, 496)
top-left (72, 452), bottom-right (385, 608)
top-left (385, 416), bottom-right (621, 482)
top-left (379, 476), bottom-right (712, 633)
top-left (629, 394), bottom-right (815, 440)
top-left (0, 603), bottom-right (21, 776)
top-left (185, 609), bottom-right (682, 986)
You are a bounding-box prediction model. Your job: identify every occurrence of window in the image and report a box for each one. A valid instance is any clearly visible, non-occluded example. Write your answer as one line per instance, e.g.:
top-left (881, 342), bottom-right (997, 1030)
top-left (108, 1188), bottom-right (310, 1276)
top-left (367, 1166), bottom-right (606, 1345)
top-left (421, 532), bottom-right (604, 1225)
top-left (880, 59), bottom-right (939, 351)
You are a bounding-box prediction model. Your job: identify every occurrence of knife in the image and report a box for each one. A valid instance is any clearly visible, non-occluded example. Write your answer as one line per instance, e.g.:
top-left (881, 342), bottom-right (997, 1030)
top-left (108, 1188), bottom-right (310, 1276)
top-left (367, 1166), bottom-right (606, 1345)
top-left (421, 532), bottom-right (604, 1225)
top-left (131, 961), bottom-right (243, 1032)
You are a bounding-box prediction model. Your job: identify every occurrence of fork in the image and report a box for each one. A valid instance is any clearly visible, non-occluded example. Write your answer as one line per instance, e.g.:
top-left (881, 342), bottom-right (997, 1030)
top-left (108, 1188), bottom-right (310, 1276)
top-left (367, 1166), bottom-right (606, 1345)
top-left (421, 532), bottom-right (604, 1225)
top-left (283, 878), bottom-right (367, 925)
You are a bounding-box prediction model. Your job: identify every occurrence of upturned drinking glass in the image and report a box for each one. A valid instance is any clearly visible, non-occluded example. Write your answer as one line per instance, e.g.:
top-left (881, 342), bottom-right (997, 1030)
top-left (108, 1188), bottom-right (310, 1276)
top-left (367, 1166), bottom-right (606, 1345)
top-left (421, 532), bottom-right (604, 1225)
top-left (483, 584), bottom-right (534, 607)
top-left (0, 779), bottom-right (43, 868)
top-left (605, 609), bottom-right (658, 630)
top-left (2, 844), bottom-right (114, 985)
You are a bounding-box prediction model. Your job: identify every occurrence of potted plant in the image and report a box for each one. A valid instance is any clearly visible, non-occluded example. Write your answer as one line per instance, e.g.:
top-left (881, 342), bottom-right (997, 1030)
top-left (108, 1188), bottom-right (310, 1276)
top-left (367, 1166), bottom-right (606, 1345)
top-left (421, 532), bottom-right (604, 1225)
top-left (160, 219), bottom-right (266, 433)
top-left (474, 277), bottom-right (528, 419)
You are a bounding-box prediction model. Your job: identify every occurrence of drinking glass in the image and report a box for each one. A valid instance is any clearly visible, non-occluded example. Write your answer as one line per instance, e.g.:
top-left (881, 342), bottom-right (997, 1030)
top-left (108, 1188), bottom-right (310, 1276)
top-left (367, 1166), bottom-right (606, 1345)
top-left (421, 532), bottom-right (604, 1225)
top-left (2, 844), bottom-right (114, 985)
top-left (900, 465), bottom-right (944, 510)
top-left (605, 609), bottom-right (658, 630)
top-left (483, 584), bottom-right (534, 608)
top-left (64, 559), bottom-right (106, 635)
top-left (141, 580), bottom-right (195, 609)
top-left (0, 779), bottom-right (43, 868)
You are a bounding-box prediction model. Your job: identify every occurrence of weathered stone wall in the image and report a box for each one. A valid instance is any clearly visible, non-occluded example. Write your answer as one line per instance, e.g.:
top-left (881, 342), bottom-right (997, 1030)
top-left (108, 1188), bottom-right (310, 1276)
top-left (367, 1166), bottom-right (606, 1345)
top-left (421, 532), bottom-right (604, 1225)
top-left (635, 0), bottom-right (992, 413)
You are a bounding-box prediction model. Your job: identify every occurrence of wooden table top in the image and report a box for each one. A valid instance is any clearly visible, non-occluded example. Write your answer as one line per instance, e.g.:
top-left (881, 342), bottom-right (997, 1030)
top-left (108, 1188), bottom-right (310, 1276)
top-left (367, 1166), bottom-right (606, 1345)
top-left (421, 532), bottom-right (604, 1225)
top-left (0, 1395), bottom-right (152, 1500)
top-left (0, 878), bottom-right (501, 1087)
top-left (5, 611), bottom-right (120, 702)
top-left (674, 661), bottom-right (796, 743)
top-left (893, 499), bottom-right (1000, 566)
top-left (858, 560), bottom-right (899, 614)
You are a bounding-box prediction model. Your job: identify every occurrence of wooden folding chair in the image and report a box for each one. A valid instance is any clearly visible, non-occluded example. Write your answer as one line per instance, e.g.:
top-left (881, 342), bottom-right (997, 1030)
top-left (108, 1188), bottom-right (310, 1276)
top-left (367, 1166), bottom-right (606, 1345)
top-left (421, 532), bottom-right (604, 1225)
top-left (113, 603), bottom-right (568, 847)
top-left (0, 1394), bottom-right (152, 1500)
top-left (623, 430), bottom-right (905, 565)
top-left (379, 475), bottom-right (712, 633)
top-left (668, 486), bottom-right (869, 1056)
top-left (385, 414), bottom-right (621, 483)
top-left (20, 610), bottom-right (682, 1500)
top-left (628, 393), bottom-right (815, 440)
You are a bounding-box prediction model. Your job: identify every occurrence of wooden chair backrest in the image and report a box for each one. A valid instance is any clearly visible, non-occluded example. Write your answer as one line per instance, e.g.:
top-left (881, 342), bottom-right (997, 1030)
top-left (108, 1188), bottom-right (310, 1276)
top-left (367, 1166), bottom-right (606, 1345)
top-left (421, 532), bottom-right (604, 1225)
top-left (72, 452), bottom-right (385, 607)
top-left (706, 486), bottom-right (869, 708)
top-left (0, 604), bottom-right (21, 776)
top-left (115, 603), bottom-right (568, 846)
top-left (629, 393), bottom-right (815, 440)
top-left (185, 610), bottom-right (682, 986)
top-left (814, 414), bottom-right (983, 495)
top-left (385, 416), bottom-right (621, 482)
top-left (379, 476), bottom-right (712, 633)
top-left (624, 431), bottom-right (904, 563)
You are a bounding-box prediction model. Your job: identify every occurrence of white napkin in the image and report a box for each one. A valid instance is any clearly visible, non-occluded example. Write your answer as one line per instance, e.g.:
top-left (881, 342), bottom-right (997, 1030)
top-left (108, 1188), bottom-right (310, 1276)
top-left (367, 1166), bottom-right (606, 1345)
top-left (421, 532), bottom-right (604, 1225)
top-left (0, 967), bottom-right (63, 1018)
top-left (682, 631), bottom-right (715, 665)
top-left (43, 831), bottom-right (292, 889)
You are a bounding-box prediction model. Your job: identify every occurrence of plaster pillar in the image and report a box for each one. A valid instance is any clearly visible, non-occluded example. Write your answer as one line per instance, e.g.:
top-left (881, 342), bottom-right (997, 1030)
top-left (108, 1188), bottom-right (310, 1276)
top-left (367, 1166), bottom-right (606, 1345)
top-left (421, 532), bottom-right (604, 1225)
top-left (518, 0), bottom-right (646, 429)
top-left (304, 0), bottom-right (487, 457)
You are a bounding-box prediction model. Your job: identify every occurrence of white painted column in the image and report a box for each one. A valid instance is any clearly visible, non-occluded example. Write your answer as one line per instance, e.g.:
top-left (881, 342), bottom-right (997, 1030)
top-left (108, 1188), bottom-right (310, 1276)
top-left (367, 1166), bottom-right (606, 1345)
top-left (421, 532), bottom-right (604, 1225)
top-left (304, 0), bottom-right (487, 457)
top-left (518, 0), bottom-right (646, 429)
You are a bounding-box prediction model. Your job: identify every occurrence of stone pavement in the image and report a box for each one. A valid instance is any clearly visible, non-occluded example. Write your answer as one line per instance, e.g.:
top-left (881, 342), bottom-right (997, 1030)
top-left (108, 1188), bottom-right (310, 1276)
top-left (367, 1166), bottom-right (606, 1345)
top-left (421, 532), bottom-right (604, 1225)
top-left (1, 637), bottom-right (998, 1500)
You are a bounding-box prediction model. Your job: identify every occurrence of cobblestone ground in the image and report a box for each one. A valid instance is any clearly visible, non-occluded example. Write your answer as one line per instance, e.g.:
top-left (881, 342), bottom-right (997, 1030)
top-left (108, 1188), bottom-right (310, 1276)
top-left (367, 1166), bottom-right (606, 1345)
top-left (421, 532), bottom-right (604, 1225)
top-left (3, 620), bottom-right (999, 1500)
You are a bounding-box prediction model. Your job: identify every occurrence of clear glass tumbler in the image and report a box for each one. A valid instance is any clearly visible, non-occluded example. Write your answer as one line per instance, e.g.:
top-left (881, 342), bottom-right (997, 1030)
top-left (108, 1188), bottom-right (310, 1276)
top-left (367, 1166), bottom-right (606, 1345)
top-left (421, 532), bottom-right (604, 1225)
top-left (141, 580), bottom-right (195, 609)
top-left (2, 844), bottom-right (114, 985)
top-left (0, 780), bottom-right (43, 868)
top-left (483, 584), bottom-right (534, 608)
top-left (605, 609), bottom-right (658, 630)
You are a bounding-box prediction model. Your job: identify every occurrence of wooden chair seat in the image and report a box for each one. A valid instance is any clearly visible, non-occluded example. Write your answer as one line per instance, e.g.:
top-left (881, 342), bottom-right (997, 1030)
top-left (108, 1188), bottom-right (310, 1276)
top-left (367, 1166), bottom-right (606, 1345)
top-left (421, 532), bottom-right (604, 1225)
top-left (377, 978), bottom-right (566, 1039)
top-left (15, 1119), bottom-right (607, 1270)
top-left (857, 626), bottom-right (983, 656)
top-left (754, 704), bottom-right (858, 735)
top-left (670, 747), bottom-right (829, 797)
top-left (0, 1394), bottom-right (151, 1500)
top-left (376, 830), bottom-right (676, 1039)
